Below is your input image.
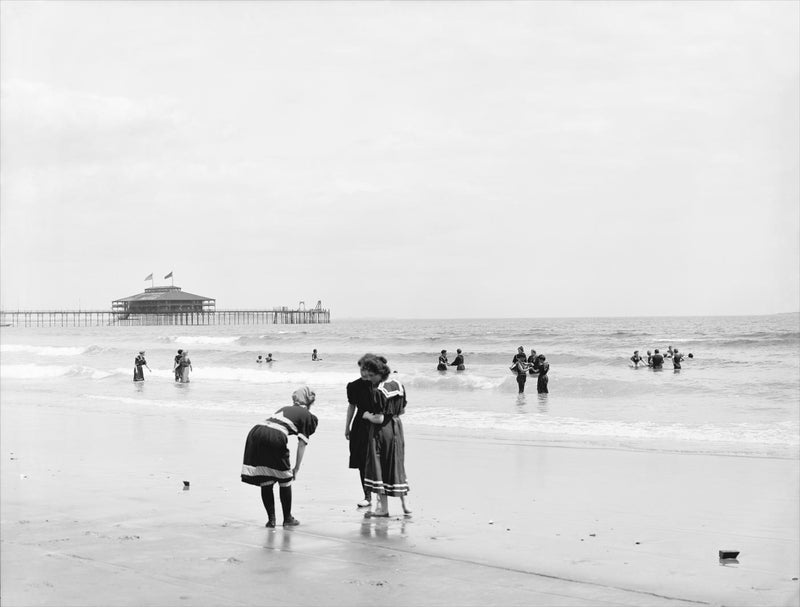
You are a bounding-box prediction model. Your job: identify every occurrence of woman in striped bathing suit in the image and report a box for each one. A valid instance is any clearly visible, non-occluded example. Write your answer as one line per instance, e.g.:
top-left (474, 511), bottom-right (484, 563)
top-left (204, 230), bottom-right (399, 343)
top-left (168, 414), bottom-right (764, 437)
top-left (360, 356), bottom-right (411, 518)
top-left (241, 386), bottom-right (318, 528)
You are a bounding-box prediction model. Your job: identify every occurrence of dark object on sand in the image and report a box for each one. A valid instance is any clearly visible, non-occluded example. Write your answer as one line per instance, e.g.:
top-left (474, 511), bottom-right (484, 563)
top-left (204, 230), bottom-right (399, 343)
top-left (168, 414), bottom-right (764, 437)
top-left (688, 353), bottom-right (694, 358)
top-left (719, 550), bottom-right (739, 559)
top-left (183, 481), bottom-right (190, 490)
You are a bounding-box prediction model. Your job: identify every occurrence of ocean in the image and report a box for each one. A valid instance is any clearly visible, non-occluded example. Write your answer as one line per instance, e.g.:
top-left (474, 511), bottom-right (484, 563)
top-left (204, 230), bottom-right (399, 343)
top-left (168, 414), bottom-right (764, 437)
top-left (1, 314), bottom-right (798, 459)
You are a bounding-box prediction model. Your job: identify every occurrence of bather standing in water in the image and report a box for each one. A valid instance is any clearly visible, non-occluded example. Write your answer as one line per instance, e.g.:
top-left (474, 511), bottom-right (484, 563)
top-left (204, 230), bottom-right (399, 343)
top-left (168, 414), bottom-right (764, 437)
top-left (651, 349), bottom-right (665, 370)
top-left (536, 355), bottom-right (550, 393)
top-left (179, 350), bottom-right (193, 383)
top-left (511, 346), bottom-right (529, 393)
top-left (527, 349), bottom-right (540, 375)
top-left (672, 348), bottom-right (688, 370)
top-left (449, 349), bottom-right (465, 371)
top-left (133, 351), bottom-right (150, 382)
top-left (174, 349), bottom-right (183, 381)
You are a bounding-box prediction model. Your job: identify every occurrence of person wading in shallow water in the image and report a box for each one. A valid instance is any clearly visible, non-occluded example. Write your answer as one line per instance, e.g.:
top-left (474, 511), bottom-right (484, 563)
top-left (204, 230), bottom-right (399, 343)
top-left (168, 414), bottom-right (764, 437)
top-left (672, 348), bottom-right (691, 370)
top-left (240, 386), bottom-right (318, 528)
top-left (174, 349), bottom-right (183, 381)
top-left (511, 346), bottom-right (530, 393)
top-left (536, 355), bottom-right (550, 394)
top-left (437, 350), bottom-right (448, 371)
top-left (527, 349), bottom-right (540, 376)
top-left (449, 349), bottom-right (465, 371)
top-left (178, 350), bottom-right (193, 383)
top-left (133, 351), bottom-right (150, 382)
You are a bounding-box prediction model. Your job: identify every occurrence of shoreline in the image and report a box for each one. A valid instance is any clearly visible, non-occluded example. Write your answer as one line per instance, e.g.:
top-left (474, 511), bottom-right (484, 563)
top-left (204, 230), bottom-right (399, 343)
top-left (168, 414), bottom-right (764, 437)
top-left (2, 398), bottom-right (798, 606)
top-left (3, 379), bottom-right (797, 462)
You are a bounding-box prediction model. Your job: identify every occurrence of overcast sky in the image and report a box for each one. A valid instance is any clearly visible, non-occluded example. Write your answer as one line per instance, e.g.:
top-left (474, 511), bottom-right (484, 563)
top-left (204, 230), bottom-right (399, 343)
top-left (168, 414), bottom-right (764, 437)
top-left (1, 1), bottom-right (798, 318)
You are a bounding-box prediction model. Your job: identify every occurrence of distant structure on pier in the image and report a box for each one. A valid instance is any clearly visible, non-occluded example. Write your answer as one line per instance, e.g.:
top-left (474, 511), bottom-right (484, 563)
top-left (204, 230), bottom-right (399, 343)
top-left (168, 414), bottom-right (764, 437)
top-left (112, 286), bottom-right (216, 317)
top-left (0, 284), bottom-right (329, 327)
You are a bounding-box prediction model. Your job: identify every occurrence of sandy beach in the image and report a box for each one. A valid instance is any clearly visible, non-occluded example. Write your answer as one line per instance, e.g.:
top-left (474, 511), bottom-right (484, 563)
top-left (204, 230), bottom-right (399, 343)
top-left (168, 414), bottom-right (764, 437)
top-left (1, 395), bottom-right (797, 607)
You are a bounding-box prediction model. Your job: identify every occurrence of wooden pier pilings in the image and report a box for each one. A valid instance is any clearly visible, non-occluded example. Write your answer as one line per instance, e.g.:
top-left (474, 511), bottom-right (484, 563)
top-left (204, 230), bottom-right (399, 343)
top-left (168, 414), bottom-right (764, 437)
top-left (0, 308), bottom-right (331, 328)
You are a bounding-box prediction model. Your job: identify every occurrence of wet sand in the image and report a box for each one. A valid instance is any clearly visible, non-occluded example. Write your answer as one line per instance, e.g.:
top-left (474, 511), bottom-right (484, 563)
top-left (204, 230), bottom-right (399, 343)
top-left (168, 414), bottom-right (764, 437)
top-left (2, 399), bottom-right (798, 606)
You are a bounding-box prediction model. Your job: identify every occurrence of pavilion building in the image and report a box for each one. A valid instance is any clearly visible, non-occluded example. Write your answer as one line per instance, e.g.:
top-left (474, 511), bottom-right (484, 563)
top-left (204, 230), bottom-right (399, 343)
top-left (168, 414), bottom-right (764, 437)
top-left (112, 286), bottom-right (216, 320)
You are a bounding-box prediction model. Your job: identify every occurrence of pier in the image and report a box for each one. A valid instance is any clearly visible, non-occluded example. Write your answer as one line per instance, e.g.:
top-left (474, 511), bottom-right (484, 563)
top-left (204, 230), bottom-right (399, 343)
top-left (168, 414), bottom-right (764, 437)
top-left (0, 307), bottom-right (330, 328)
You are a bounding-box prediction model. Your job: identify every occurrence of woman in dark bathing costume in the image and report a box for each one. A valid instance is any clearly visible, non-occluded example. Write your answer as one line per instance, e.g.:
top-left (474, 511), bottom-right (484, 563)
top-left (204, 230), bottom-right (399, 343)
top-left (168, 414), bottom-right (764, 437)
top-left (361, 356), bottom-right (411, 518)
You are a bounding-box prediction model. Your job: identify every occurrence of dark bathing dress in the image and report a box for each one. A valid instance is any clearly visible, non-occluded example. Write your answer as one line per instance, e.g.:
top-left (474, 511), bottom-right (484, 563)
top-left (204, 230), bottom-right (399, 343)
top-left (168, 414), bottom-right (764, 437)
top-left (512, 354), bottom-right (527, 392)
top-left (364, 379), bottom-right (409, 497)
top-left (346, 378), bottom-right (373, 471)
top-left (537, 361), bottom-right (550, 394)
top-left (133, 354), bottom-right (146, 382)
top-left (241, 405), bottom-right (318, 487)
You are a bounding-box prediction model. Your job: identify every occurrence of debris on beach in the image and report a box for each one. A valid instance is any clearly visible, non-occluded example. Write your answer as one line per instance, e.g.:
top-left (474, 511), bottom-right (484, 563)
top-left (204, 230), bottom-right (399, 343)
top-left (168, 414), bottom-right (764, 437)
top-left (183, 481), bottom-right (190, 490)
top-left (589, 533), bottom-right (596, 537)
top-left (488, 520), bottom-right (494, 525)
top-left (719, 550), bottom-right (740, 560)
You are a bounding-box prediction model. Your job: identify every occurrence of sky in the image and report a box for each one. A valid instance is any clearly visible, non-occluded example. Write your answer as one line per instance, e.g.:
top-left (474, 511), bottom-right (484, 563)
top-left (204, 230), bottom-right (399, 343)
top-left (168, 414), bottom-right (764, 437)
top-left (1, 1), bottom-right (798, 319)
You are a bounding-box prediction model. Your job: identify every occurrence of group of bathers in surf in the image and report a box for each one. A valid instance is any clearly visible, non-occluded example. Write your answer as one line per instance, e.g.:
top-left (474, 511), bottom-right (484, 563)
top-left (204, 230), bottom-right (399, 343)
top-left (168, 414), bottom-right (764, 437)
top-left (510, 346), bottom-right (550, 394)
top-left (436, 349), bottom-right (465, 371)
top-left (132, 349), bottom-right (192, 382)
top-left (631, 346), bottom-right (692, 369)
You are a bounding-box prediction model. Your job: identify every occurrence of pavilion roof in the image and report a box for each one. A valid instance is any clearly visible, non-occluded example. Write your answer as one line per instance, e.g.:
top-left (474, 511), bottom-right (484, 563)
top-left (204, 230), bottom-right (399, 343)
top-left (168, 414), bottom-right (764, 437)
top-left (113, 286), bottom-right (214, 303)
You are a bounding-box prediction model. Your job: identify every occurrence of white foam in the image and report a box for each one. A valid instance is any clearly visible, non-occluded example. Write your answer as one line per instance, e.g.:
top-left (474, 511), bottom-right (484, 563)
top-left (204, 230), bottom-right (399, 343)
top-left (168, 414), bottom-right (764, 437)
top-left (191, 367), bottom-right (354, 385)
top-left (1, 364), bottom-right (86, 379)
top-left (0, 344), bottom-right (89, 356)
top-left (401, 371), bottom-right (506, 391)
top-left (171, 336), bottom-right (242, 345)
top-left (407, 408), bottom-right (800, 448)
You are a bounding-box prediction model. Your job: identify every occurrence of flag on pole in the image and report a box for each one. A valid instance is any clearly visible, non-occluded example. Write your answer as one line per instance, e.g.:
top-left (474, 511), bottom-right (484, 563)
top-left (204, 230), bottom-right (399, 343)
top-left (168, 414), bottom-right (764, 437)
top-left (164, 271), bottom-right (173, 279)
top-left (145, 273), bottom-right (153, 281)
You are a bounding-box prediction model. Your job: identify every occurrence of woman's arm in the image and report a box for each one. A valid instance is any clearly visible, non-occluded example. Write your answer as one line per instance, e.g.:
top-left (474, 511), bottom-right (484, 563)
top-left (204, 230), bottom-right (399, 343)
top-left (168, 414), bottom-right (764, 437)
top-left (293, 440), bottom-right (307, 478)
top-left (362, 411), bottom-right (385, 424)
top-left (345, 403), bottom-right (356, 439)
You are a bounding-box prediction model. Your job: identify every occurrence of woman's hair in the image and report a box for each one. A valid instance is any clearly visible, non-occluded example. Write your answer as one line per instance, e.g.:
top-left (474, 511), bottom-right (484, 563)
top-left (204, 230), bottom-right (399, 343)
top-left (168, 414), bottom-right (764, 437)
top-left (360, 355), bottom-right (391, 380)
top-left (292, 386), bottom-right (316, 406)
top-left (357, 352), bottom-right (378, 367)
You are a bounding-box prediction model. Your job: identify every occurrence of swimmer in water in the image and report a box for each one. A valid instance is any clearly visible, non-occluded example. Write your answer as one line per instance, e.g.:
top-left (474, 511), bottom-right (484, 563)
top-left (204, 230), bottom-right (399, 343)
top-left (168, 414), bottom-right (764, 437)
top-left (449, 349), bottom-right (465, 371)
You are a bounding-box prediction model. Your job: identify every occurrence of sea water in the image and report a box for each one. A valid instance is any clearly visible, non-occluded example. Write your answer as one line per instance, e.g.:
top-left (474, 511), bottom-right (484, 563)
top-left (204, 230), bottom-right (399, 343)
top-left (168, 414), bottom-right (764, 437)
top-left (1, 314), bottom-right (798, 458)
